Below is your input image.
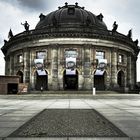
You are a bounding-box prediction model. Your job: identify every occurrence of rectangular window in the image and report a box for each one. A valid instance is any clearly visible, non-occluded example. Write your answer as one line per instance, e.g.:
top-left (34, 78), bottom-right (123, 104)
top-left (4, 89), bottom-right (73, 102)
top-left (119, 54), bottom-right (123, 63)
top-left (17, 54), bottom-right (23, 63)
top-left (65, 49), bottom-right (78, 58)
top-left (95, 51), bottom-right (105, 60)
top-left (36, 51), bottom-right (47, 59)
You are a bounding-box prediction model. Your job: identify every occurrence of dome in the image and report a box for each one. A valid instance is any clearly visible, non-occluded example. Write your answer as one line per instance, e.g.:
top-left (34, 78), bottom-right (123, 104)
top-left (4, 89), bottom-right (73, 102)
top-left (35, 3), bottom-right (107, 32)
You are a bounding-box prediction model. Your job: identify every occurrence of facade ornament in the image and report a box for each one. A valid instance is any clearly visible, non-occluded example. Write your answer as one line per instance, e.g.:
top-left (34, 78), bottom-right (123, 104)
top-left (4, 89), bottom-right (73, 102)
top-left (75, 2), bottom-right (78, 7)
top-left (65, 2), bottom-right (68, 7)
top-left (58, 6), bottom-right (61, 10)
top-left (96, 13), bottom-right (103, 22)
top-left (134, 39), bottom-right (139, 46)
top-left (39, 13), bottom-right (46, 21)
top-left (4, 39), bottom-right (8, 44)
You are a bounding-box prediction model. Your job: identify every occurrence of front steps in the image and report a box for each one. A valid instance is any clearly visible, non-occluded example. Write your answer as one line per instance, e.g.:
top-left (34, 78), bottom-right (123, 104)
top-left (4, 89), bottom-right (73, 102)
top-left (28, 90), bottom-right (120, 94)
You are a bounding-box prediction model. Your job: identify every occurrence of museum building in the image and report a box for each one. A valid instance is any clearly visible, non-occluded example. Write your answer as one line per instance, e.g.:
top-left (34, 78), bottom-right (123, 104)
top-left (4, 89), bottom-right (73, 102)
top-left (1, 3), bottom-right (139, 92)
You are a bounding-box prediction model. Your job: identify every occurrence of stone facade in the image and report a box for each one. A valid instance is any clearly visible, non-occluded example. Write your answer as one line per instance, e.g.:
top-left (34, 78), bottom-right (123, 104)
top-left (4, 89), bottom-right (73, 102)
top-left (1, 3), bottom-right (139, 92)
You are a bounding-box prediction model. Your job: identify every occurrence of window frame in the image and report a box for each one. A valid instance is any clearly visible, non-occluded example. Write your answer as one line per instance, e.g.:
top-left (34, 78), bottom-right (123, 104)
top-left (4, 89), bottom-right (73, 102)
top-left (95, 51), bottom-right (105, 60)
top-left (17, 54), bottom-right (23, 63)
top-left (118, 54), bottom-right (124, 63)
top-left (36, 51), bottom-right (47, 60)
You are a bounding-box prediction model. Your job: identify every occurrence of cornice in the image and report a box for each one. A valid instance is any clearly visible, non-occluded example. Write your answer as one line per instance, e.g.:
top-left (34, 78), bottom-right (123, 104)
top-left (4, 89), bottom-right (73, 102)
top-left (1, 29), bottom-right (139, 56)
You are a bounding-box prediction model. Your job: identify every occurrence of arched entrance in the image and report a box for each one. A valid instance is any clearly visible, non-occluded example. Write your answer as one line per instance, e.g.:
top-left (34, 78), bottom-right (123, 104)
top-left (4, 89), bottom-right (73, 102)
top-left (35, 70), bottom-right (48, 90)
top-left (16, 71), bottom-right (23, 83)
top-left (117, 70), bottom-right (125, 87)
top-left (94, 70), bottom-right (106, 90)
top-left (63, 70), bottom-right (78, 90)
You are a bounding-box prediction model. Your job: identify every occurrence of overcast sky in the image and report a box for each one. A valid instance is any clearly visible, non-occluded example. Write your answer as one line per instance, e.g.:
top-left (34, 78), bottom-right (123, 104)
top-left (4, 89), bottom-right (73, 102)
top-left (0, 0), bottom-right (140, 81)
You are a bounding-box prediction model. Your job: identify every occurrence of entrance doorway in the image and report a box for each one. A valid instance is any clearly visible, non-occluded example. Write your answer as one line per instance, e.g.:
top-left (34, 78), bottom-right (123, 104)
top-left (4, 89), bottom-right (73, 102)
top-left (16, 71), bottom-right (23, 83)
top-left (117, 70), bottom-right (125, 87)
top-left (63, 70), bottom-right (78, 90)
top-left (35, 70), bottom-right (48, 90)
top-left (94, 70), bottom-right (106, 90)
top-left (7, 83), bottom-right (18, 94)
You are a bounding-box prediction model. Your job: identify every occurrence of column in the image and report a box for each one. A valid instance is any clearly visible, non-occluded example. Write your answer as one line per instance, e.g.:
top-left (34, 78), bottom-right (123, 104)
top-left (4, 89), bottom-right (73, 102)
top-left (127, 54), bottom-right (132, 89)
top-left (131, 56), bottom-right (136, 90)
top-left (10, 55), bottom-right (14, 75)
top-left (111, 49), bottom-right (118, 89)
top-left (57, 47), bottom-right (63, 90)
top-left (5, 56), bottom-right (10, 75)
top-left (134, 58), bottom-right (137, 88)
top-left (23, 49), bottom-right (30, 83)
top-left (51, 45), bottom-right (58, 90)
top-left (30, 51), bottom-right (35, 90)
top-left (83, 45), bottom-right (92, 90)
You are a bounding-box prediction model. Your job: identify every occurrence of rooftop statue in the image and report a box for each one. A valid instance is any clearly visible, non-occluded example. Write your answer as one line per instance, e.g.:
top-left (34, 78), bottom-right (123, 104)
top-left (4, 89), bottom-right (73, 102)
top-left (112, 21), bottom-right (118, 33)
top-left (8, 29), bottom-right (13, 39)
top-left (21, 21), bottom-right (30, 31)
top-left (127, 29), bottom-right (132, 39)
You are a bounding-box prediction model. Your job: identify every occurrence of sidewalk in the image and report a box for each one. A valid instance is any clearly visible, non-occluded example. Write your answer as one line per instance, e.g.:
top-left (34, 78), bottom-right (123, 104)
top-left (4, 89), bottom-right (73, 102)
top-left (0, 93), bottom-right (140, 140)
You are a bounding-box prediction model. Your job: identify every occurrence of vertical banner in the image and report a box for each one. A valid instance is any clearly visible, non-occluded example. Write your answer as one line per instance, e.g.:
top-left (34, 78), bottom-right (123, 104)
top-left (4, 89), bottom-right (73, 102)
top-left (95, 59), bottom-right (107, 75)
top-left (34, 59), bottom-right (47, 75)
top-left (34, 59), bottom-right (44, 70)
top-left (66, 57), bottom-right (76, 75)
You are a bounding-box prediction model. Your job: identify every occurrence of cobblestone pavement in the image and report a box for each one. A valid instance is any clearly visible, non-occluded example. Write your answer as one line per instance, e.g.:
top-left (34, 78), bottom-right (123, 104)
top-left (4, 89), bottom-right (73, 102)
top-left (9, 109), bottom-right (127, 137)
top-left (0, 93), bottom-right (140, 140)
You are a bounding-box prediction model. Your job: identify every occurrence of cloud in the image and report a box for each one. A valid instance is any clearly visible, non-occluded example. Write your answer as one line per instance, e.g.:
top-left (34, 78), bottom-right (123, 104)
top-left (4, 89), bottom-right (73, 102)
top-left (0, 0), bottom-right (55, 12)
top-left (17, 0), bottom-right (48, 11)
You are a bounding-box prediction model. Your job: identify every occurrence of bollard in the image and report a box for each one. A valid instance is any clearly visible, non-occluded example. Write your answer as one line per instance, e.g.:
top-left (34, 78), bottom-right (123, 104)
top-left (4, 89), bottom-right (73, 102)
top-left (93, 87), bottom-right (96, 95)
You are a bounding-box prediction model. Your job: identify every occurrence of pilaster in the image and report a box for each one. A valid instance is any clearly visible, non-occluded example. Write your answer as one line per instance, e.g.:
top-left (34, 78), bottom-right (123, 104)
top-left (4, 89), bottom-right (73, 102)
top-left (127, 53), bottom-right (132, 89)
top-left (58, 46), bottom-right (63, 90)
top-left (30, 50), bottom-right (35, 90)
top-left (130, 56), bottom-right (135, 90)
top-left (10, 55), bottom-right (14, 75)
top-left (111, 49), bottom-right (118, 89)
top-left (51, 45), bottom-right (58, 90)
top-left (23, 49), bottom-right (30, 83)
top-left (83, 45), bottom-right (92, 90)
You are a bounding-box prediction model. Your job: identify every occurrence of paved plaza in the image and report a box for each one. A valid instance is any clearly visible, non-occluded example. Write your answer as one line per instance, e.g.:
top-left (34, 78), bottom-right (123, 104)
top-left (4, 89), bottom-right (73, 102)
top-left (0, 93), bottom-right (140, 140)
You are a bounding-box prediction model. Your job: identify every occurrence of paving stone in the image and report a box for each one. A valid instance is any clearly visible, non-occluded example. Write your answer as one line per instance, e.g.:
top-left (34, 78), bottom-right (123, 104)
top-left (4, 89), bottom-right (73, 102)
top-left (0, 94), bottom-right (140, 139)
top-left (0, 121), bottom-right (25, 127)
top-left (0, 127), bottom-right (17, 137)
